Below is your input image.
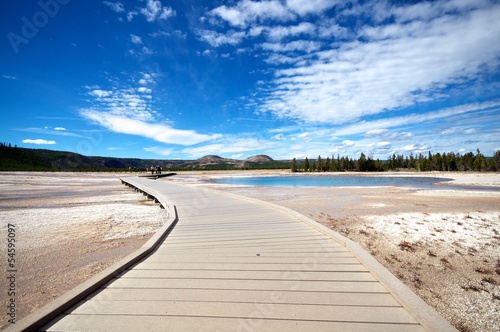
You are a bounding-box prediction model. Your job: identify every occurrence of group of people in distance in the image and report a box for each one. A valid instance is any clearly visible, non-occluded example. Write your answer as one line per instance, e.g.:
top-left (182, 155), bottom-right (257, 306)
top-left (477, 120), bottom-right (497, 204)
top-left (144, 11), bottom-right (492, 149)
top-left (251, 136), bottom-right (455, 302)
top-left (150, 165), bottom-right (162, 174)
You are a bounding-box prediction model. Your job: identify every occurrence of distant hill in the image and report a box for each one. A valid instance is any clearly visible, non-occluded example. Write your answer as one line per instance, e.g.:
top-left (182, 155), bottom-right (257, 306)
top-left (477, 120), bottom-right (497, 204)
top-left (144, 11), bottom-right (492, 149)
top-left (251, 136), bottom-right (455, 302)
top-left (245, 155), bottom-right (273, 163)
top-left (0, 146), bottom-right (289, 171)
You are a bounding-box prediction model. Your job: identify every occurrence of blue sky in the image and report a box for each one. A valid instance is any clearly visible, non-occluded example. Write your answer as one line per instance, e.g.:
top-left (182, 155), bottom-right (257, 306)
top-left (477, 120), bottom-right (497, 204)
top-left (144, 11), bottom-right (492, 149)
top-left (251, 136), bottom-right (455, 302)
top-left (1, 0), bottom-right (499, 160)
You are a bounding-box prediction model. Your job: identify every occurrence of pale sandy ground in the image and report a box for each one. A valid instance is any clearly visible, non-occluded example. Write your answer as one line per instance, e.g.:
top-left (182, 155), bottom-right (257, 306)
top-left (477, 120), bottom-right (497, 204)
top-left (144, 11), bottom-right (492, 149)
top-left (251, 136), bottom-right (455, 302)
top-left (0, 172), bottom-right (168, 330)
top-left (1, 171), bottom-right (499, 332)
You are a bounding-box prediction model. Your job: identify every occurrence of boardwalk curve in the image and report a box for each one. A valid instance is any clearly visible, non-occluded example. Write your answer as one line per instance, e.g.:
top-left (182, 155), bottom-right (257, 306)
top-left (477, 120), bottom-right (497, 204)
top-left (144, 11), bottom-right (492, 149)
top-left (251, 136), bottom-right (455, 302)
top-left (13, 176), bottom-right (457, 331)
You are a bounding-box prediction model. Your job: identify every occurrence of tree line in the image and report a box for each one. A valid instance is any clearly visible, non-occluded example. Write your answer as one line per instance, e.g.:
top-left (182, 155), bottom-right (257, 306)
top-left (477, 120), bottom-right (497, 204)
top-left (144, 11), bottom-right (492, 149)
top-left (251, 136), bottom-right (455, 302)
top-left (291, 149), bottom-right (500, 173)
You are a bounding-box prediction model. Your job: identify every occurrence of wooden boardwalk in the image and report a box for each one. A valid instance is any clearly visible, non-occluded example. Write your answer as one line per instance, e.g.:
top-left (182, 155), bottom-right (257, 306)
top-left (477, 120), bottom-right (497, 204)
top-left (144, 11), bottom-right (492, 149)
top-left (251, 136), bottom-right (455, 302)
top-left (19, 177), bottom-right (456, 331)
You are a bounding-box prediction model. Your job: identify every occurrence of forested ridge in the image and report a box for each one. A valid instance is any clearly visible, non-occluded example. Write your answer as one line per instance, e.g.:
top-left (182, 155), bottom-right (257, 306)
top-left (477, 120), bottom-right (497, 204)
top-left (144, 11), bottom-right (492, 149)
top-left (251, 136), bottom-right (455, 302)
top-left (291, 150), bottom-right (500, 172)
top-left (2, 142), bottom-right (499, 173)
top-left (0, 144), bottom-right (287, 171)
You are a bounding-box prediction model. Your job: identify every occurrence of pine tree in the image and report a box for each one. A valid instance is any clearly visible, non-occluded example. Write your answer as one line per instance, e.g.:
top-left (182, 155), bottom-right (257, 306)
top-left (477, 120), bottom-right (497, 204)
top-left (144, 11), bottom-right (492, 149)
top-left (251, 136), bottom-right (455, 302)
top-left (427, 151), bottom-right (433, 171)
top-left (304, 157), bottom-right (310, 172)
top-left (291, 158), bottom-right (297, 172)
top-left (473, 149), bottom-right (486, 171)
top-left (358, 153), bottom-right (367, 172)
top-left (494, 150), bottom-right (500, 171)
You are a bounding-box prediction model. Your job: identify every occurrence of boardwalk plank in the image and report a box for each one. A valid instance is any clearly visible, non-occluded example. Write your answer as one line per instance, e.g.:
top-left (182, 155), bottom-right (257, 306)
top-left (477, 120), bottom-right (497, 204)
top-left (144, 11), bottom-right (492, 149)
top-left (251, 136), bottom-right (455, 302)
top-left (67, 300), bottom-right (418, 324)
top-left (105, 278), bottom-right (386, 293)
top-left (36, 177), bottom-right (456, 332)
top-left (120, 269), bottom-right (373, 281)
top-left (128, 263), bottom-right (370, 273)
top-left (46, 315), bottom-right (425, 332)
top-left (87, 288), bottom-right (398, 306)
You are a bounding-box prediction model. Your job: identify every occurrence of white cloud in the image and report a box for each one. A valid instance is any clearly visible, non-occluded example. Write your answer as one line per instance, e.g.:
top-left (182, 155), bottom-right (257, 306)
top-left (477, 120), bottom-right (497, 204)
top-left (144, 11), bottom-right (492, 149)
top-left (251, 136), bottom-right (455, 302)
top-left (261, 40), bottom-right (321, 53)
top-left (137, 87), bottom-right (152, 94)
top-left (366, 129), bottom-right (388, 137)
top-left (17, 127), bottom-right (83, 138)
top-left (463, 128), bottom-right (478, 134)
top-left (160, 7), bottom-right (175, 19)
top-left (264, 53), bottom-right (301, 65)
top-left (149, 30), bottom-right (170, 38)
top-left (258, 2), bottom-right (500, 123)
top-left (80, 110), bottom-right (221, 146)
top-left (335, 100), bottom-right (500, 136)
top-left (85, 85), bottom-right (155, 122)
top-left (141, 46), bottom-right (153, 55)
top-left (286, 0), bottom-right (337, 16)
top-left (317, 19), bottom-right (350, 39)
top-left (209, 0), bottom-right (336, 29)
top-left (210, 0), bottom-right (294, 28)
top-left (264, 22), bottom-right (316, 41)
top-left (365, 129), bottom-right (412, 140)
top-left (23, 139), bottom-right (56, 145)
top-left (442, 127), bottom-right (478, 135)
top-left (103, 1), bottom-right (125, 13)
top-left (89, 89), bottom-right (112, 98)
top-left (130, 34), bottom-right (142, 44)
top-left (198, 49), bottom-right (212, 57)
top-left (342, 140), bottom-right (354, 147)
top-left (196, 29), bottom-right (246, 47)
top-left (138, 73), bottom-right (155, 85)
top-left (377, 141), bottom-right (391, 147)
top-left (398, 143), bottom-right (431, 154)
top-left (2, 75), bottom-right (17, 80)
top-left (127, 10), bottom-right (138, 21)
top-left (140, 0), bottom-right (175, 22)
top-left (182, 137), bottom-right (266, 157)
top-left (54, 127), bottom-right (66, 131)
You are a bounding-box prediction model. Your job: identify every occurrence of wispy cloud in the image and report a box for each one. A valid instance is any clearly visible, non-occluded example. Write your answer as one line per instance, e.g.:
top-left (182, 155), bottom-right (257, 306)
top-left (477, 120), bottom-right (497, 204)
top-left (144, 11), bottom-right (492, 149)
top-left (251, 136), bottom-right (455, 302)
top-left (208, 0), bottom-right (338, 29)
top-left (80, 110), bottom-right (220, 146)
top-left (199, 0), bottom-right (500, 128)
top-left (130, 34), bottom-right (142, 44)
top-left (263, 3), bottom-right (500, 123)
top-left (23, 139), bottom-right (56, 145)
top-left (181, 137), bottom-right (271, 158)
top-left (441, 128), bottom-right (478, 135)
top-left (140, 0), bottom-right (175, 22)
top-left (80, 72), bottom-right (224, 147)
top-left (209, 0), bottom-right (295, 28)
top-left (103, 0), bottom-right (175, 22)
top-left (85, 80), bottom-right (156, 122)
top-left (335, 100), bottom-right (500, 136)
top-left (17, 127), bottom-right (83, 137)
top-left (195, 29), bottom-right (246, 47)
top-left (103, 1), bottom-right (124, 13)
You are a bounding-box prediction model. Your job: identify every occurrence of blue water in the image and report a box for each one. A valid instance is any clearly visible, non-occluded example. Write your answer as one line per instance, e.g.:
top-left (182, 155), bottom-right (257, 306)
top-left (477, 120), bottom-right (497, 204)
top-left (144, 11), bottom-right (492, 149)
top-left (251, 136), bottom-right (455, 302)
top-left (212, 175), bottom-right (450, 189)
top-left (211, 174), bottom-right (483, 190)
top-left (212, 175), bottom-right (500, 191)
